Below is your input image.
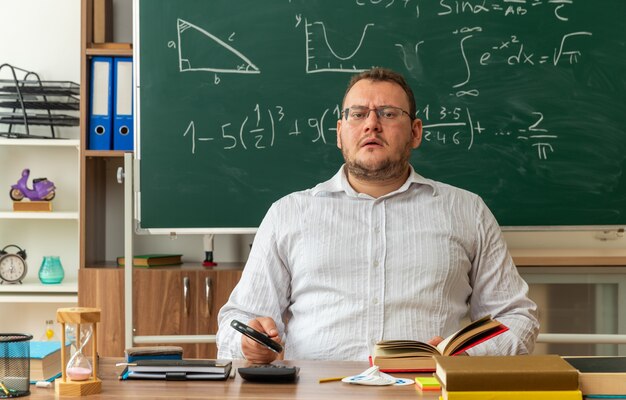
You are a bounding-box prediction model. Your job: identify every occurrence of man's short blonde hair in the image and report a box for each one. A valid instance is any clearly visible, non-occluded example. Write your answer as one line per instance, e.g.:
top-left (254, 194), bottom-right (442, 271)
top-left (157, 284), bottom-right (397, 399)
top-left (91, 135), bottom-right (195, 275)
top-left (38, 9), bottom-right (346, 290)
top-left (342, 67), bottom-right (416, 119)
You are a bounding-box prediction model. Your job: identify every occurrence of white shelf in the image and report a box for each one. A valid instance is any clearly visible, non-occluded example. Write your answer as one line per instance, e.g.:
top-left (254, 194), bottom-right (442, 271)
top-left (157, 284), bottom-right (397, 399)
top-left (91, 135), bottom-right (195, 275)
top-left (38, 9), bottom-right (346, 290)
top-left (0, 280), bottom-right (78, 303)
top-left (0, 211), bottom-right (79, 220)
top-left (0, 279), bottom-right (77, 292)
top-left (0, 138), bottom-right (79, 148)
top-left (0, 294), bottom-right (78, 303)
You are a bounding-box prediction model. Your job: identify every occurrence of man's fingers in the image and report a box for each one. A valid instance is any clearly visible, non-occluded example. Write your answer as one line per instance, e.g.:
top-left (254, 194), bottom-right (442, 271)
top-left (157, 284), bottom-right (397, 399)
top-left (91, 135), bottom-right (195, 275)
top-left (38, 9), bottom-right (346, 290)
top-left (240, 317), bottom-right (284, 364)
top-left (242, 336), bottom-right (278, 363)
top-left (249, 317), bottom-right (279, 338)
top-left (428, 336), bottom-right (444, 346)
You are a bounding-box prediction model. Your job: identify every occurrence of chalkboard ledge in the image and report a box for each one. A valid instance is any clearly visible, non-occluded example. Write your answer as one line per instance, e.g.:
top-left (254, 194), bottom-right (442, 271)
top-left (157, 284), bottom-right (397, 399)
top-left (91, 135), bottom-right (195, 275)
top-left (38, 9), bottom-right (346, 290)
top-left (511, 249), bottom-right (626, 266)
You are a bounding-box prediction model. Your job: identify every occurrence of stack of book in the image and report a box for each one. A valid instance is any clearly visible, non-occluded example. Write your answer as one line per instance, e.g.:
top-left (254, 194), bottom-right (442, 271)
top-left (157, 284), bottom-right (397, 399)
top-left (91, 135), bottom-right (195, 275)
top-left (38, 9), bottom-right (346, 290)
top-left (564, 356), bottom-right (626, 398)
top-left (116, 254), bottom-right (182, 267)
top-left (29, 341), bottom-right (70, 383)
top-left (124, 346), bottom-right (183, 363)
top-left (372, 315), bottom-right (508, 372)
top-left (120, 359), bottom-right (232, 381)
top-left (434, 355), bottom-right (583, 400)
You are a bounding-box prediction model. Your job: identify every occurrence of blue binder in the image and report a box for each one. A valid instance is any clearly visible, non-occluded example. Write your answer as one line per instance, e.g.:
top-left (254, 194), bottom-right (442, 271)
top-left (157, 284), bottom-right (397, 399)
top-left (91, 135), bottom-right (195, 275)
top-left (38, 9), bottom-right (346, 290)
top-left (89, 56), bottom-right (113, 150)
top-left (113, 57), bottom-right (134, 150)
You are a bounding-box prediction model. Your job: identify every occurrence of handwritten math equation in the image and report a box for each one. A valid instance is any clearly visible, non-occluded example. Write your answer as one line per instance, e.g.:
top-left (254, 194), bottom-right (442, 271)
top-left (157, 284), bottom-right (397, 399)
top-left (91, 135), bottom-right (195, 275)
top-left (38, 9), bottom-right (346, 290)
top-left (181, 104), bottom-right (557, 160)
top-left (443, 27), bottom-right (591, 98)
top-left (351, 0), bottom-right (574, 21)
top-left (417, 105), bottom-right (557, 160)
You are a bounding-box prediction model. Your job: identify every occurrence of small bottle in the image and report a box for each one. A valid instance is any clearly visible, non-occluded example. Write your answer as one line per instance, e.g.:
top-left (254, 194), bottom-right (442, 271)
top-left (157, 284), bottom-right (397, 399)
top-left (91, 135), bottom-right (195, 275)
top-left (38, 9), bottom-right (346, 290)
top-left (40, 319), bottom-right (55, 341)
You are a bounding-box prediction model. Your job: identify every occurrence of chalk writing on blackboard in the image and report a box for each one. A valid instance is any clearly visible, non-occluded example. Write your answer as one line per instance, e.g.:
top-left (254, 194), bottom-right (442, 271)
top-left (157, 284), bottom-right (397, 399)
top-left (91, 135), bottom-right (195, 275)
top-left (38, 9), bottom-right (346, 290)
top-left (305, 19), bottom-right (375, 74)
top-left (348, 0), bottom-right (574, 20)
top-left (160, 0), bottom-right (599, 163)
top-left (175, 18), bottom-right (260, 74)
top-left (180, 103), bottom-right (558, 160)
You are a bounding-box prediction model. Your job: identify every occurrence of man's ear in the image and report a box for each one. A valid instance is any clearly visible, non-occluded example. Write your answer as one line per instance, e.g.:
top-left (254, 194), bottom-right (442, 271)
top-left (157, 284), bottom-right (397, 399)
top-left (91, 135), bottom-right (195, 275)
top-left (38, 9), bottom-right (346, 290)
top-left (411, 118), bottom-right (423, 149)
top-left (336, 118), bottom-right (343, 149)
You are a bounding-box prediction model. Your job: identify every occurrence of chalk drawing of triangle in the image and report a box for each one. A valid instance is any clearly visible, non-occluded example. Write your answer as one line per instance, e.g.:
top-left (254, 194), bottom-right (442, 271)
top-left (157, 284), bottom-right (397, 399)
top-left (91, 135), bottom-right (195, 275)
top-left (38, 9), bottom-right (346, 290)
top-left (177, 18), bottom-right (260, 74)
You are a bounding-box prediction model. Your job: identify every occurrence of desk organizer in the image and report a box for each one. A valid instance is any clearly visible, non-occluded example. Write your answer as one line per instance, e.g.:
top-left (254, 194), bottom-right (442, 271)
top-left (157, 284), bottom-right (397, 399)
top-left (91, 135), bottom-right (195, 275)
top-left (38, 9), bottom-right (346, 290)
top-left (0, 334), bottom-right (32, 398)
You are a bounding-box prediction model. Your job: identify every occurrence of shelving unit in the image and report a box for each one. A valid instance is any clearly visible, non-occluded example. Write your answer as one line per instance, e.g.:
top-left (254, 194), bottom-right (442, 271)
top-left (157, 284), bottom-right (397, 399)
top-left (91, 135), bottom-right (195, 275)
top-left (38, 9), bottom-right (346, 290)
top-left (0, 139), bottom-right (80, 306)
top-left (79, 0), bottom-right (131, 268)
top-left (74, 0), bottom-right (129, 355)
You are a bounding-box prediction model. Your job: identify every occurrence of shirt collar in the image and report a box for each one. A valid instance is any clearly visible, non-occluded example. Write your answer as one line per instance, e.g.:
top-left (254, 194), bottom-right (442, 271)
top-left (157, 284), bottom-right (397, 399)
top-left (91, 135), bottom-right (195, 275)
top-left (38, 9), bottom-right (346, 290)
top-left (311, 164), bottom-right (438, 198)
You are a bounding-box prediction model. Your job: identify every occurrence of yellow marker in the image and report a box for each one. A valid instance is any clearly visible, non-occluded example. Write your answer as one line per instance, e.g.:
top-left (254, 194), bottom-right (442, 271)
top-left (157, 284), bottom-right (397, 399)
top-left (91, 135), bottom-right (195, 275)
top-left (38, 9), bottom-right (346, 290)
top-left (0, 381), bottom-right (10, 395)
top-left (318, 376), bottom-right (346, 383)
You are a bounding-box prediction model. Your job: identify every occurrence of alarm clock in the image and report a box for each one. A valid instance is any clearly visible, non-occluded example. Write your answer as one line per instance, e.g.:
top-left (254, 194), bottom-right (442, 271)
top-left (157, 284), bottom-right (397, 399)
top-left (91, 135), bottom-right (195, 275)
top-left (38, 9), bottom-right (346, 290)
top-left (0, 244), bottom-right (28, 284)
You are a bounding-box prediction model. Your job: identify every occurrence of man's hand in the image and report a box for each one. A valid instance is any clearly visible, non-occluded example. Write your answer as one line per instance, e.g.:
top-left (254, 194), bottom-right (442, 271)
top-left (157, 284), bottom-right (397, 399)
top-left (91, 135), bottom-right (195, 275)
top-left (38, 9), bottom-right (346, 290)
top-left (241, 317), bottom-right (284, 364)
top-left (428, 336), bottom-right (444, 346)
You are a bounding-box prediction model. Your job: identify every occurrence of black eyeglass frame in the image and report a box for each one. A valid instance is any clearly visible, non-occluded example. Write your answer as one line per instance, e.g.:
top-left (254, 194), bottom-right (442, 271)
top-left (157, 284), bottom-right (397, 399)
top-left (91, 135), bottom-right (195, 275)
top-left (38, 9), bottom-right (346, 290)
top-left (341, 106), bottom-right (412, 121)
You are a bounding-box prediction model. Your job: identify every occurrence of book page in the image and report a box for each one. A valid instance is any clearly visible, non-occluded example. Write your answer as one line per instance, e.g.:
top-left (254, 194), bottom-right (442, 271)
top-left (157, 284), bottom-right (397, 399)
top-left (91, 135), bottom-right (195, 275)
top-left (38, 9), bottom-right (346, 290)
top-left (436, 315), bottom-right (499, 355)
top-left (375, 340), bottom-right (439, 358)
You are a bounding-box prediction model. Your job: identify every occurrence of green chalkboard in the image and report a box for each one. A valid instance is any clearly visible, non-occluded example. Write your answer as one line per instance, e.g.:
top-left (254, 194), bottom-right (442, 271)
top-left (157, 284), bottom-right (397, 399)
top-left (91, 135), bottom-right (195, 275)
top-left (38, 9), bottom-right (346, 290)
top-left (137, 0), bottom-right (626, 230)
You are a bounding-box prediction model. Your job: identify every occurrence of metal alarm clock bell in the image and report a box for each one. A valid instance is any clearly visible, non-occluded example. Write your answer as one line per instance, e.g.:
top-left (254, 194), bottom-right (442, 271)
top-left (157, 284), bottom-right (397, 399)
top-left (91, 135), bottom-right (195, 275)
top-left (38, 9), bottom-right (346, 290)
top-left (0, 245), bottom-right (28, 284)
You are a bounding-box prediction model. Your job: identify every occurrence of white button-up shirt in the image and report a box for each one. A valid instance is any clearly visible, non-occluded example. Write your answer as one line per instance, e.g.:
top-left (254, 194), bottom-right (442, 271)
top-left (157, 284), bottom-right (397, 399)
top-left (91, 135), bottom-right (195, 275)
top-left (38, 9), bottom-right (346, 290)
top-left (217, 165), bottom-right (539, 360)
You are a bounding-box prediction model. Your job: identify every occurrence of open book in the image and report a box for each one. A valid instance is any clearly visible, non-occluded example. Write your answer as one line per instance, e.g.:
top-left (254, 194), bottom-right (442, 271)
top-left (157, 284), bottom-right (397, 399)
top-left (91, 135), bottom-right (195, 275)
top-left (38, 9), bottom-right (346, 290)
top-left (372, 315), bottom-right (508, 372)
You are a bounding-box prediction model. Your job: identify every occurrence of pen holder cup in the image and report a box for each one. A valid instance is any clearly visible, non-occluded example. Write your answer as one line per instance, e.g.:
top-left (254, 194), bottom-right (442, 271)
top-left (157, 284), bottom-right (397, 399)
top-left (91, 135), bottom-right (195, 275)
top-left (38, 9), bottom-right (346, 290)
top-left (0, 334), bottom-right (33, 398)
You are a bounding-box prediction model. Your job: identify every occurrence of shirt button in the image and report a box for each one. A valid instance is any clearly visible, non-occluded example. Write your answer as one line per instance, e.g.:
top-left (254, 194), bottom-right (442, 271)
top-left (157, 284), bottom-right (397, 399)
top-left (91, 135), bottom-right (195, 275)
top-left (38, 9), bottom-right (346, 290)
top-left (372, 298), bottom-right (379, 305)
top-left (374, 227), bottom-right (380, 233)
top-left (373, 260), bottom-right (379, 267)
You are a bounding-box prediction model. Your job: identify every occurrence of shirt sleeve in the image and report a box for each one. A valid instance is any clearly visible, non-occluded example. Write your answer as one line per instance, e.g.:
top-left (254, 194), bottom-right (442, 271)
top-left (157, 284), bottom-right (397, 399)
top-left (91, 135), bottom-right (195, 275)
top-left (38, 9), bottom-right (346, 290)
top-left (465, 197), bottom-right (540, 356)
top-left (216, 202), bottom-right (292, 359)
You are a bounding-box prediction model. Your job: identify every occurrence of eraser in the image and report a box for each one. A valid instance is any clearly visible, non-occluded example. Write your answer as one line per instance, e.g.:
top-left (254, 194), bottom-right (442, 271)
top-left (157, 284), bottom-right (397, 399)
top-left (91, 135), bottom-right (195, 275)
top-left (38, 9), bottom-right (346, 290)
top-left (35, 381), bottom-right (52, 388)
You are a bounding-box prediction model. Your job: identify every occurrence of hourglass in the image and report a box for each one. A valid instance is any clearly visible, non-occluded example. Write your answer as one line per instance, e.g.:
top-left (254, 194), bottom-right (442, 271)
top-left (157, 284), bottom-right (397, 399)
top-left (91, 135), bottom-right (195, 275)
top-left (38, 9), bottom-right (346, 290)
top-left (55, 307), bottom-right (102, 396)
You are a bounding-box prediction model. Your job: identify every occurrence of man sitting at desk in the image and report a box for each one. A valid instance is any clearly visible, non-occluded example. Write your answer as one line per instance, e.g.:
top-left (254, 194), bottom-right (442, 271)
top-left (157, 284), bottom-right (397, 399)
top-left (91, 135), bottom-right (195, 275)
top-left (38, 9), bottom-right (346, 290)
top-left (216, 67), bottom-right (539, 364)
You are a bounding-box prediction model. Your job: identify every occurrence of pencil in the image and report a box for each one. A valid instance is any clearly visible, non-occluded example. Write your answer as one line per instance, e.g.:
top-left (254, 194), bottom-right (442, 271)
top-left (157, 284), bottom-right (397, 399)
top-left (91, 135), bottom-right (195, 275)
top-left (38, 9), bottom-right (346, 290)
top-left (0, 382), bottom-right (9, 396)
top-left (318, 376), bottom-right (346, 383)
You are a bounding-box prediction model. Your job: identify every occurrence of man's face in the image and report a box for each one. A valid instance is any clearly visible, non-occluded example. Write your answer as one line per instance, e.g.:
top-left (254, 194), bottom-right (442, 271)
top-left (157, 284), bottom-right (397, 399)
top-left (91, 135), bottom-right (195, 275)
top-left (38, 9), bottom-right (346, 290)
top-left (336, 79), bottom-right (422, 181)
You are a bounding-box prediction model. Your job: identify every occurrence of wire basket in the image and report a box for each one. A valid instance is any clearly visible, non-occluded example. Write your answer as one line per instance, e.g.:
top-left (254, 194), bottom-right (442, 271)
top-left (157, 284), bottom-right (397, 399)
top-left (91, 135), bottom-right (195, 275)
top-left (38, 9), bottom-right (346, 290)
top-left (0, 334), bottom-right (32, 398)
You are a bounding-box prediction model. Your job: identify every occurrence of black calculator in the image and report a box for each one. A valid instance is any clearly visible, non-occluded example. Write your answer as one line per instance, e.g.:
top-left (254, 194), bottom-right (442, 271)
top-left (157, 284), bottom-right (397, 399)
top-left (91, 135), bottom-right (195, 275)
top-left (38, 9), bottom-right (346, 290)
top-left (238, 364), bottom-right (299, 383)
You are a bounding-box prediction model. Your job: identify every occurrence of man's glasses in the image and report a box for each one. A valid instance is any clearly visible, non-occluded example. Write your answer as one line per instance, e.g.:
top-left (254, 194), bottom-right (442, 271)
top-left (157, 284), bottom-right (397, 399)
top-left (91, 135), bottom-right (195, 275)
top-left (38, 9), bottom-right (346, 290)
top-left (342, 106), bottom-right (411, 123)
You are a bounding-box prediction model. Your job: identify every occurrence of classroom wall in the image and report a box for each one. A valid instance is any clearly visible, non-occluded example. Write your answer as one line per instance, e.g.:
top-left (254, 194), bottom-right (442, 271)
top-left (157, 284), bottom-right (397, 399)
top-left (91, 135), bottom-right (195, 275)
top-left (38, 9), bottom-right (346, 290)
top-left (0, 0), bottom-right (80, 139)
top-left (0, 1), bottom-right (80, 81)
